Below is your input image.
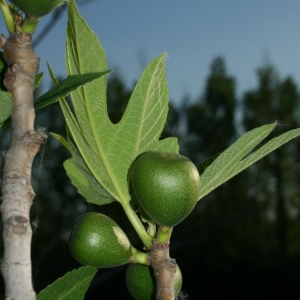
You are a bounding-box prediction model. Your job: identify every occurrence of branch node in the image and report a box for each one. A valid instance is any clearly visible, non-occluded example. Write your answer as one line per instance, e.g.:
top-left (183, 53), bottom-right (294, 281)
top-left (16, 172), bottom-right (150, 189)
top-left (3, 64), bottom-right (19, 89)
top-left (0, 33), bottom-right (8, 48)
top-left (8, 216), bottom-right (28, 234)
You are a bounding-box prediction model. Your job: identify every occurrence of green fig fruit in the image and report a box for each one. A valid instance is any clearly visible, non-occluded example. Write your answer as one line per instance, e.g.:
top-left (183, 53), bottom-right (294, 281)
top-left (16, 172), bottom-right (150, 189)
top-left (125, 263), bottom-right (182, 300)
top-left (131, 151), bottom-right (200, 227)
top-left (69, 212), bottom-right (132, 268)
top-left (9, 0), bottom-right (67, 18)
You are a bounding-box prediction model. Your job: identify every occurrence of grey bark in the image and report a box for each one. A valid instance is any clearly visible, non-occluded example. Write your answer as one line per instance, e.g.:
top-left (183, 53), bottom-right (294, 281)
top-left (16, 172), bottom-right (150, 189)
top-left (0, 31), bottom-right (46, 300)
top-left (150, 239), bottom-right (177, 300)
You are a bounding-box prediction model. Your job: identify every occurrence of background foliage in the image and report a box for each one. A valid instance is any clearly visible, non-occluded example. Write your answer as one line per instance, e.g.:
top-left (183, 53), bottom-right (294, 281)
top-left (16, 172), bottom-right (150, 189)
top-left (0, 56), bottom-right (300, 299)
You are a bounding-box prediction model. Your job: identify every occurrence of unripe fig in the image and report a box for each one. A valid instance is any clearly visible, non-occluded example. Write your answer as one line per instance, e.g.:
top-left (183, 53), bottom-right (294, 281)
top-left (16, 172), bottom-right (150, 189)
top-left (125, 263), bottom-right (182, 300)
top-left (9, 0), bottom-right (67, 18)
top-left (69, 212), bottom-right (132, 268)
top-left (131, 151), bottom-right (200, 227)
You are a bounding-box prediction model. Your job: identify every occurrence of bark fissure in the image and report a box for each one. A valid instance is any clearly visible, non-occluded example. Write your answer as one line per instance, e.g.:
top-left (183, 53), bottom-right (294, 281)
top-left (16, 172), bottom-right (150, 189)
top-left (0, 31), bottom-right (46, 300)
top-left (149, 239), bottom-right (177, 300)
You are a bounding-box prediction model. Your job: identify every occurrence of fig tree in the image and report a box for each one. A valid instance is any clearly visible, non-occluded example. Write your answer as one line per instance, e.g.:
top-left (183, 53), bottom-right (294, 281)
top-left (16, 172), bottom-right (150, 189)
top-left (9, 0), bottom-right (67, 18)
top-left (125, 263), bottom-right (182, 300)
top-left (69, 212), bottom-right (132, 268)
top-left (131, 151), bottom-right (200, 227)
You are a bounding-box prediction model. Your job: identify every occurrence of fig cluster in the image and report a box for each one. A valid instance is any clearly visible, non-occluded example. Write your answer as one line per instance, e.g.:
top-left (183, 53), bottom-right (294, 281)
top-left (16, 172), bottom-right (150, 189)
top-left (69, 151), bottom-right (200, 299)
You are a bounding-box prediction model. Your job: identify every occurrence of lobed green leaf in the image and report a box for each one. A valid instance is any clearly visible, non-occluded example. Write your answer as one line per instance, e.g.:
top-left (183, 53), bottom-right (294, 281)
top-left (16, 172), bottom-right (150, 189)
top-left (36, 266), bottom-right (97, 300)
top-left (62, 0), bottom-right (178, 205)
top-left (231, 128), bottom-right (300, 179)
top-left (64, 134), bottom-right (116, 205)
top-left (198, 123), bottom-right (277, 200)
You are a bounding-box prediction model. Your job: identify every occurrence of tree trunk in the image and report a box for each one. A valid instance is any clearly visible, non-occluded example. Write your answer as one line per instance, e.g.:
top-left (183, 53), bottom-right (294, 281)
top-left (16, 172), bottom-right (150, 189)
top-left (0, 31), bottom-right (46, 300)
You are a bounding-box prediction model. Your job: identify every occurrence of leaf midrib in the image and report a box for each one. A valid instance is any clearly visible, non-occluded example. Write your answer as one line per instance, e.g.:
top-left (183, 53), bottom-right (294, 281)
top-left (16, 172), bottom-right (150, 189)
top-left (84, 73), bottom-right (125, 202)
top-left (70, 20), bottom-right (124, 202)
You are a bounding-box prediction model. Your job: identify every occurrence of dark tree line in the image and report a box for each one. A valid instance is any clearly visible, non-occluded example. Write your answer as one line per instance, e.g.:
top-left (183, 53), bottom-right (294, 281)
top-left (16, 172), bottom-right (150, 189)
top-left (1, 57), bottom-right (300, 299)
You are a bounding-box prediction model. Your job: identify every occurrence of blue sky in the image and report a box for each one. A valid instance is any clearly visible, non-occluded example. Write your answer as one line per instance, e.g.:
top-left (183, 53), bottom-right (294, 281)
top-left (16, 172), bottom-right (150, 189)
top-left (2, 0), bottom-right (300, 105)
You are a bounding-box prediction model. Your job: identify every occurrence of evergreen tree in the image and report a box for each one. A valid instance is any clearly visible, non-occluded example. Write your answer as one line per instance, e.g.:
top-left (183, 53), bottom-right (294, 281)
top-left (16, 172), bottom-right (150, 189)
top-left (184, 56), bottom-right (236, 164)
top-left (242, 65), bottom-right (300, 268)
top-left (172, 57), bottom-right (258, 298)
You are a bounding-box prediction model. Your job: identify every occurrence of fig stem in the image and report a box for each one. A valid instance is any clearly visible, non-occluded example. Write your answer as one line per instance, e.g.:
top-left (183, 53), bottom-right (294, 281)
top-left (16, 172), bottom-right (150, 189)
top-left (122, 202), bottom-right (153, 249)
top-left (0, 0), bottom-right (14, 33)
top-left (130, 247), bottom-right (149, 265)
top-left (157, 226), bottom-right (173, 244)
top-left (22, 16), bottom-right (40, 33)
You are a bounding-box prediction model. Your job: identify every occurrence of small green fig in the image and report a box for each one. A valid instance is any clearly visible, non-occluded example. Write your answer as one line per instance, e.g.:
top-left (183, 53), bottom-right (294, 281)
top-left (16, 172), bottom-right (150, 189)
top-left (69, 212), bottom-right (132, 268)
top-left (131, 151), bottom-right (200, 227)
top-left (125, 263), bottom-right (182, 300)
top-left (9, 0), bottom-right (67, 18)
